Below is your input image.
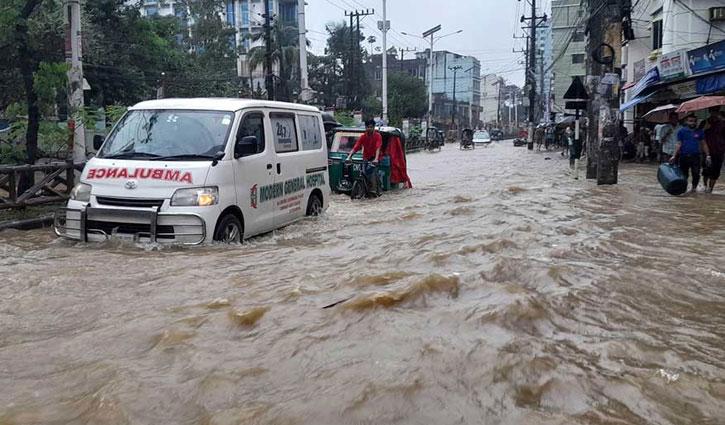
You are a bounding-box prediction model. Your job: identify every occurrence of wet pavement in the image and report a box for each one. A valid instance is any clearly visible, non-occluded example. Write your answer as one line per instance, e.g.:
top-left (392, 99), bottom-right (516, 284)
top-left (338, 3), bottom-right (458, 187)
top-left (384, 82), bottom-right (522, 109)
top-left (1, 141), bottom-right (725, 424)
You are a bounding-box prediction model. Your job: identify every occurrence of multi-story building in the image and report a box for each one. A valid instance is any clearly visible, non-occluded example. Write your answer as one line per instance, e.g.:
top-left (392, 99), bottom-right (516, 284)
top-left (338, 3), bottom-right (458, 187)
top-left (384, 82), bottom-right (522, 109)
top-left (480, 74), bottom-right (503, 126)
top-left (419, 50), bottom-right (481, 127)
top-left (551, 0), bottom-right (587, 119)
top-left (364, 53), bottom-right (428, 99)
top-left (135, 0), bottom-right (299, 91)
top-left (621, 0), bottom-right (725, 128)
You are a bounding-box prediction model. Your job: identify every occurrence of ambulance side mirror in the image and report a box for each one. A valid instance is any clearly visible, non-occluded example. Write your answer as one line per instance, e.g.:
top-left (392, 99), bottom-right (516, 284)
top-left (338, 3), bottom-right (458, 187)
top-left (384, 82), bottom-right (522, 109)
top-left (93, 135), bottom-right (105, 150)
top-left (235, 135), bottom-right (258, 159)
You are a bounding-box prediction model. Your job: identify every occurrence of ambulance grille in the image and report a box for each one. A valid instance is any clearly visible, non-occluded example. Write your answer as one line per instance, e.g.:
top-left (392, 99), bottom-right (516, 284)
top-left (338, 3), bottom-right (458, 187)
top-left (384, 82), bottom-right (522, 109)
top-left (96, 197), bottom-right (164, 208)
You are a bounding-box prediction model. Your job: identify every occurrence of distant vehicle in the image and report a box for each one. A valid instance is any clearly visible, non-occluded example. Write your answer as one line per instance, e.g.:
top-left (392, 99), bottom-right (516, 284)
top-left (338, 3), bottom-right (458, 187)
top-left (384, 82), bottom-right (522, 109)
top-left (513, 138), bottom-right (526, 147)
top-left (490, 129), bottom-right (504, 141)
top-left (472, 130), bottom-right (492, 146)
top-left (425, 127), bottom-right (443, 152)
top-left (55, 98), bottom-right (330, 245)
top-left (327, 126), bottom-right (411, 193)
top-left (460, 128), bottom-right (475, 150)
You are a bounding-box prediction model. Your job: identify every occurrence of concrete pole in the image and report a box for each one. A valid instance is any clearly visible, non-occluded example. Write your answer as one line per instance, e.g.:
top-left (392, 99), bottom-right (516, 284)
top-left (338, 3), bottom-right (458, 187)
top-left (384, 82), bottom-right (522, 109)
top-left (428, 35), bottom-right (434, 126)
top-left (236, 0), bottom-right (243, 78)
top-left (247, 0), bottom-right (253, 90)
top-left (514, 89), bottom-right (518, 127)
top-left (382, 0), bottom-right (388, 122)
top-left (64, 0), bottom-right (85, 163)
top-left (298, 0), bottom-right (311, 102)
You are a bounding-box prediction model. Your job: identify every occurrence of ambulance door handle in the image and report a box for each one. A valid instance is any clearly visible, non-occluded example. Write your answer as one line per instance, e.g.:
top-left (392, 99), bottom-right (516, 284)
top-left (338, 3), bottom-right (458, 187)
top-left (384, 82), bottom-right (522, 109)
top-left (276, 163), bottom-right (281, 174)
top-left (266, 163), bottom-right (273, 170)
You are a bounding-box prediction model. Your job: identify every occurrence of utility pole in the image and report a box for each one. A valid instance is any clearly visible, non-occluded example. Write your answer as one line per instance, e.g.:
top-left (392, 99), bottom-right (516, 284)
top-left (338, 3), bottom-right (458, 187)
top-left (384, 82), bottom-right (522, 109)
top-left (586, 0), bottom-right (628, 184)
top-left (63, 0), bottom-right (85, 162)
top-left (449, 65), bottom-right (462, 128)
top-left (263, 0), bottom-right (274, 100)
top-left (399, 47), bottom-right (416, 71)
top-left (496, 79), bottom-right (502, 127)
top-left (298, 0), bottom-right (311, 102)
top-left (520, 0), bottom-right (547, 149)
top-left (346, 9), bottom-right (374, 106)
top-left (381, 0), bottom-right (388, 123)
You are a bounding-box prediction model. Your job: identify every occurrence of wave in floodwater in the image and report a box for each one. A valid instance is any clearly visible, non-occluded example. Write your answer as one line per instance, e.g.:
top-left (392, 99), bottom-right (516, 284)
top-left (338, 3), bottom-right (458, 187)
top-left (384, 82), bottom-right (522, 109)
top-left (2, 142), bottom-right (725, 424)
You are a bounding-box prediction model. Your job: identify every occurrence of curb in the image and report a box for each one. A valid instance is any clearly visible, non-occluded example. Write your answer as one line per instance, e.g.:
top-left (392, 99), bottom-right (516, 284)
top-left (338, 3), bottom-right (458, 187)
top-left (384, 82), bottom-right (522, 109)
top-left (0, 214), bottom-right (55, 231)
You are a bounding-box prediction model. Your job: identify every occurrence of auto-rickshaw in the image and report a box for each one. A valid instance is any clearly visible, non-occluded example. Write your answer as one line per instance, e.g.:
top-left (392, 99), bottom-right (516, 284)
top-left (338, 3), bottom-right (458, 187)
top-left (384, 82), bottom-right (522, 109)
top-left (328, 126), bottom-right (412, 194)
top-left (460, 128), bottom-right (474, 150)
top-left (424, 127), bottom-right (442, 151)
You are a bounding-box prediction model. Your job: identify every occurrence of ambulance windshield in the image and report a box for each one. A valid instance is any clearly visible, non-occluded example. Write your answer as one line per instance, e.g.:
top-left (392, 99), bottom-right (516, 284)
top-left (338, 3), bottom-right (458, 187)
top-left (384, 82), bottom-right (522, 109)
top-left (99, 110), bottom-right (234, 160)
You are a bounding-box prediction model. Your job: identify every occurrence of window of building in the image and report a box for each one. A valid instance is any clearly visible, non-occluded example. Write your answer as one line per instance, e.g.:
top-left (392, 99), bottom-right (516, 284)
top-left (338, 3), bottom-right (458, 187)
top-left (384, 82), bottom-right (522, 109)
top-left (146, 6), bottom-right (157, 16)
top-left (572, 32), bottom-right (585, 42)
top-left (146, 0), bottom-right (157, 4)
top-left (279, 2), bottom-right (296, 24)
top-left (268, 0), bottom-right (274, 16)
top-left (226, 2), bottom-right (235, 26)
top-left (375, 68), bottom-right (382, 80)
top-left (242, 2), bottom-right (249, 25)
top-left (572, 54), bottom-right (585, 64)
top-left (652, 20), bottom-right (663, 50)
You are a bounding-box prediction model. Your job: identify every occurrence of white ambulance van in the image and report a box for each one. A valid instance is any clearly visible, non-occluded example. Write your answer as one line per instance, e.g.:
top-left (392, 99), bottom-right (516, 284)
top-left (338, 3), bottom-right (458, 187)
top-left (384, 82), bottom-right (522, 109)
top-left (54, 98), bottom-right (330, 245)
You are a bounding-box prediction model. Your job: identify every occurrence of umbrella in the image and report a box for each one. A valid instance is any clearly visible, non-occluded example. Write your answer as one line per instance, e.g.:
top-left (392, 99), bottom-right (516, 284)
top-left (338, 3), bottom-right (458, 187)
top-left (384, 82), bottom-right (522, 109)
top-left (643, 104), bottom-right (678, 123)
top-left (675, 96), bottom-right (725, 114)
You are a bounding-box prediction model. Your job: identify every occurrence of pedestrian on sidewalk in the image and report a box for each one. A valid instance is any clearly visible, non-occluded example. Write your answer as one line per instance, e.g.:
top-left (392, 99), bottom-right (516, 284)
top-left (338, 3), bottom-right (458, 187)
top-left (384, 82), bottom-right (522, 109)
top-left (670, 114), bottom-right (712, 193)
top-left (569, 126), bottom-right (583, 180)
top-left (636, 126), bottom-right (651, 162)
top-left (658, 112), bottom-right (680, 163)
top-left (701, 107), bottom-right (725, 193)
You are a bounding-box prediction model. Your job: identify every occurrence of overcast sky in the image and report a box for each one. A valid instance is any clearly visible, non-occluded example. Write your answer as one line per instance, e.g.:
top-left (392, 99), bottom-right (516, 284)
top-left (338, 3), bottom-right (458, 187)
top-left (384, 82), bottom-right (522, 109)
top-left (304, 0), bottom-right (538, 86)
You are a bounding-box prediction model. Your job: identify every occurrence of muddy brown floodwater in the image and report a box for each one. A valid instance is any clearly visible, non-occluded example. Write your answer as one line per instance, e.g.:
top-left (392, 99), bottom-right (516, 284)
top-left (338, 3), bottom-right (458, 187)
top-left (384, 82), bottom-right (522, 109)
top-left (2, 142), bottom-right (725, 425)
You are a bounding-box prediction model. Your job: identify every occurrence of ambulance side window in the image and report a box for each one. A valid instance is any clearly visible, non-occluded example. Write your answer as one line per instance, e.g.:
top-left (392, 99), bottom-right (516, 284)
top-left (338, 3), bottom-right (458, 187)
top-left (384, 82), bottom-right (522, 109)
top-left (236, 112), bottom-right (266, 157)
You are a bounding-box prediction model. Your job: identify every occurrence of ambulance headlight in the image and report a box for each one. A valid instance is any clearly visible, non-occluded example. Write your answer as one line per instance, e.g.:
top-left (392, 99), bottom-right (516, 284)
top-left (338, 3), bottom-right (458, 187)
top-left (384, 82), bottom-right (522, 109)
top-left (171, 187), bottom-right (219, 207)
top-left (70, 182), bottom-right (92, 202)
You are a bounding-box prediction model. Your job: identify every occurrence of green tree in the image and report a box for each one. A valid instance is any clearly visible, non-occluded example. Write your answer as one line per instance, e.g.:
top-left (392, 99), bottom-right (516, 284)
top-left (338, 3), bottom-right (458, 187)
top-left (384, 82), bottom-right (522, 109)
top-left (308, 54), bottom-right (342, 107)
top-left (324, 21), bottom-right (369, 109)
top-left (388, 71), bottom-right (427, 128)
top-left (248, 21), bottom-right (310, 101)
top-left (83, 0), bottom-right (187, 105)
top-left (0, 0), bottom-right (65, 184)
top-left (361, 95), bottom-right (381, 120)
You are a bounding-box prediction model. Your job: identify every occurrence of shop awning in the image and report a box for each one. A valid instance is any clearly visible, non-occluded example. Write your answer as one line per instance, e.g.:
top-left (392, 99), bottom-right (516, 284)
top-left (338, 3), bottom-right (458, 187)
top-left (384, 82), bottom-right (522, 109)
top-left (620, 91), bottom-right (658, 112)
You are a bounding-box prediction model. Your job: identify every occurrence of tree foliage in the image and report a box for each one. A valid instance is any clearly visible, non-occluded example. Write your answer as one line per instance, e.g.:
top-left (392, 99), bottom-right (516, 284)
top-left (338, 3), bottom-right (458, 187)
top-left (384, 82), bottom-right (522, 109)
top-left (388, 71), bottom-right (428, 127)
top-left (323, 21), bottom-right (369, 109)
top-left (248, 21), bottom-right (304, 101)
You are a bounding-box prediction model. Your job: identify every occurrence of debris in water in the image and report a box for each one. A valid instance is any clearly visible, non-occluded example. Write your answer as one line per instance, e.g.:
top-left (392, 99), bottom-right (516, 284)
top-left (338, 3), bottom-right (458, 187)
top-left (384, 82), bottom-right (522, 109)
top-left (657, 369), bottom-right (680, 384)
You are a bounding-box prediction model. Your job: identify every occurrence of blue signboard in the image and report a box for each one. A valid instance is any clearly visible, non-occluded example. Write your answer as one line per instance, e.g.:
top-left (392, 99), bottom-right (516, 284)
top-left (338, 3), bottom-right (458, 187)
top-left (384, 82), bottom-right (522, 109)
top-left (688, 39), bottom-right (725, 75)
top-left (628, 66), bottom-right (660, 99)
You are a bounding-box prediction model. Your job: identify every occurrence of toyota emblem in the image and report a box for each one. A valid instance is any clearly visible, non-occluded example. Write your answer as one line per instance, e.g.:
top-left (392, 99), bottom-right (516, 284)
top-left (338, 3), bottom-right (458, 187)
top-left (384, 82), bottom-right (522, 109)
top-left (125, 180), bottom-right (138, 190)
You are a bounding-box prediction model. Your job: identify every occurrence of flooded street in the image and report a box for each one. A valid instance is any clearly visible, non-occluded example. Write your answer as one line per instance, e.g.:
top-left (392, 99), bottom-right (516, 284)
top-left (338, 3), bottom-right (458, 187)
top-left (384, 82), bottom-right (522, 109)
top-left (2, 141), bottom-right (725, 424)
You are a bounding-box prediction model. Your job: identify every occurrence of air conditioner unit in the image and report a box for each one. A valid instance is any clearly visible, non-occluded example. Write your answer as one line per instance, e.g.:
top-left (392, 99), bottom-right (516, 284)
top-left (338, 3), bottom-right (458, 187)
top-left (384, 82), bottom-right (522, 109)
top-left (710, 7), bottom-right (725, 22)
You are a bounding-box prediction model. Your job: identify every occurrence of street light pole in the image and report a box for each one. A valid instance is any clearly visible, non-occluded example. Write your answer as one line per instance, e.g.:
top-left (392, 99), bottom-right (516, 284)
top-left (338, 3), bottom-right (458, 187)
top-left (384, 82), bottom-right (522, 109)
top-left (402, 27), bottom-right (462, 128)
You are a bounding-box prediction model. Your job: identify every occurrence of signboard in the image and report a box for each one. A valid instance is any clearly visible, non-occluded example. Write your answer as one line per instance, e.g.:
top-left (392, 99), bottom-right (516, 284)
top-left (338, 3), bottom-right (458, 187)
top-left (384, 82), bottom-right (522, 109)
top-left (628, 66), bottom-right (660, 99)
top-left (670, 80), bottom-right (697, 97)
top-left (659, 50), bottom-right (687, 81)
top-left (688, 39), bottom-right (725, 75)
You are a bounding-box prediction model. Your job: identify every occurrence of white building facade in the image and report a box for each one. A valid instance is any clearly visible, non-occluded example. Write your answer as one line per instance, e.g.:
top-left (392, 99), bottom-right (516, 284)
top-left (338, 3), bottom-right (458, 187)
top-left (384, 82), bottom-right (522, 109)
top-left (622, 0), bottom-right (725, 128)
top-left (480, 74), bottom-right (502, 126)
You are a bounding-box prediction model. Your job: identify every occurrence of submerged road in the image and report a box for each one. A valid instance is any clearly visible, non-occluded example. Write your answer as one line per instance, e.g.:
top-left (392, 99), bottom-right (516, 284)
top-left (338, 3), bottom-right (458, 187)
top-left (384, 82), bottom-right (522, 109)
top-left (1, 141), bottom-right (724, 424)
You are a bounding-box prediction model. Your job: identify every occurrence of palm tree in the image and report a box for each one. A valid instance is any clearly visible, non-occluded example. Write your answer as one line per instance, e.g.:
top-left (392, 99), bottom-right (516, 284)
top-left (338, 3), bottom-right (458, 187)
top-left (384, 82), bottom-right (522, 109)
top-left (247, 22), bottom-right (309, 101)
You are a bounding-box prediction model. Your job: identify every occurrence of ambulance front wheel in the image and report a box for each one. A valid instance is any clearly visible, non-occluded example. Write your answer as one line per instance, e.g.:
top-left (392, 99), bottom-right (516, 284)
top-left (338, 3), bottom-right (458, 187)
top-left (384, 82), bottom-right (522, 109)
top-left (214, 214), bottom-right (243, 243)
